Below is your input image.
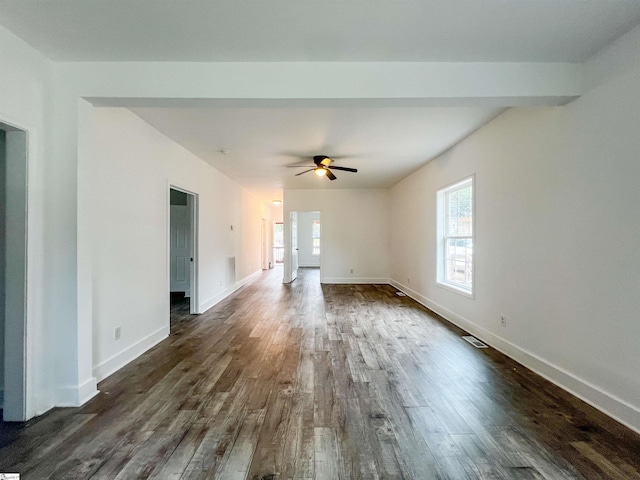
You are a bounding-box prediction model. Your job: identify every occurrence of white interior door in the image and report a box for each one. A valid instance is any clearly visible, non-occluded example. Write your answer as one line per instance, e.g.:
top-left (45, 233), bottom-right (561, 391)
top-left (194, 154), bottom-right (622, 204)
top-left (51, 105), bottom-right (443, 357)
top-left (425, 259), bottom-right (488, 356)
top-left (170, 204), bottom-right (191, 294)
top-left (290, 211), bottom-right (298, 282)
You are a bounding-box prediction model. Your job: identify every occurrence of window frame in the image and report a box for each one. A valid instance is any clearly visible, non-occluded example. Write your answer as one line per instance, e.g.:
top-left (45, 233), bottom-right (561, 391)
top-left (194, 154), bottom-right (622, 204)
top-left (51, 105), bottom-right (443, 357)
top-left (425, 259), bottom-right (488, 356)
top-left (436, 175), bottom-right (475, 298)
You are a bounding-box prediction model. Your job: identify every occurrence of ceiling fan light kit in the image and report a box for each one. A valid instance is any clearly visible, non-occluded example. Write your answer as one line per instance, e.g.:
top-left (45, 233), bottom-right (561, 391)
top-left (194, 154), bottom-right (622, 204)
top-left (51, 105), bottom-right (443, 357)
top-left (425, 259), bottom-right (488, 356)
top-left (288, 155), bottom-right (358, 181)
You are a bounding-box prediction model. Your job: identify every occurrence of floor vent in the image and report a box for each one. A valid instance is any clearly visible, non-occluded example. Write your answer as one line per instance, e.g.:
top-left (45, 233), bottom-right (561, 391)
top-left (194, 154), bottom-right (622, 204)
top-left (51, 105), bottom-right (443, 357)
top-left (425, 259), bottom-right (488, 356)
top-left (395, 291), bottom-right (407, 297)
top-left (462, 335), bottom-right (488, 348)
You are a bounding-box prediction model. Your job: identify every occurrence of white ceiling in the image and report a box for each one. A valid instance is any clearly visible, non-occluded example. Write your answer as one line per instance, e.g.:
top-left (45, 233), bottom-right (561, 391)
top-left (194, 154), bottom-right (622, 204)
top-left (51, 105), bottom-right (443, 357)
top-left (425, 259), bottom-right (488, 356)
top-left (1, 0), bottom-right (639, 62)
top-left (131, 106), bottom-right (505, 199)
top-left (2, 1), bottom-right (640, 201)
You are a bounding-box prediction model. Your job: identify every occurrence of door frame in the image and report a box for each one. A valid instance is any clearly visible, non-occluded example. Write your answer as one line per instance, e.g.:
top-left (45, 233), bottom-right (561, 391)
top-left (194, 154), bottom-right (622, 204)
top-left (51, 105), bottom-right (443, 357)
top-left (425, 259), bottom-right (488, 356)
top-left (168, 185), bottom-right (199, 314)
top-left (1, 118), bottom-right (31, 421)
top-left (283, 211), bottom-right (297, 283)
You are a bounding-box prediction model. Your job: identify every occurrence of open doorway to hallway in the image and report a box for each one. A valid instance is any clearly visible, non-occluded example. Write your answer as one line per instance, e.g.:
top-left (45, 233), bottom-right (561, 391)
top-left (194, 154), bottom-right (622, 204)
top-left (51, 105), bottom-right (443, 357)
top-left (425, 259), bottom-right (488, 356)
top-left (273, 222), bottom-right (284, 266)
top-left (297, 211), bottom-right (321, 269)
top-left (169, 187), bottom-right (198, 325)
top-left (284, 210), bottom-right (321, 284)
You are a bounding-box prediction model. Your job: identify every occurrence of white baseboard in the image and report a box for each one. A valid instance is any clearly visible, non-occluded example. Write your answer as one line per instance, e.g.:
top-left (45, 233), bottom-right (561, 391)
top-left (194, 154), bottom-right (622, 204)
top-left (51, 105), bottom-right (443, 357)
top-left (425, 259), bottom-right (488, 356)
top-left (200, 269), bottom-right (262, 313)
top-left (55, 377), bottom-right (98, 407)
top-left (92, 325), bottom-right (169, 383)
top-left (389, 278), bottom-right (640, 436)
top-left (322, 277), bottom-right (390, 284)
top-left (78, 377), bottom-right (100, 405)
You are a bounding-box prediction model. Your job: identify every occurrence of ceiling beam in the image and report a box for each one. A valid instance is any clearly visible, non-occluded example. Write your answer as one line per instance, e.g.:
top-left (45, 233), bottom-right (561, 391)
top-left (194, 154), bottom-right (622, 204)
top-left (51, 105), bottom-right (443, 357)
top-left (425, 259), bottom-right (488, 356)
top-left (53, 61), bottom-right (583, 107)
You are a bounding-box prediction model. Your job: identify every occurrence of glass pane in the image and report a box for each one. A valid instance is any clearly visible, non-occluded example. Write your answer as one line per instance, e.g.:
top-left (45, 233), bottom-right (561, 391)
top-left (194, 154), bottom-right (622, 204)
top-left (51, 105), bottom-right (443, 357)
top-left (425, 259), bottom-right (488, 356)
top-left (445, 238), bottom-right (473, 289)
top-left (446, 184), bottom-right (472, 236)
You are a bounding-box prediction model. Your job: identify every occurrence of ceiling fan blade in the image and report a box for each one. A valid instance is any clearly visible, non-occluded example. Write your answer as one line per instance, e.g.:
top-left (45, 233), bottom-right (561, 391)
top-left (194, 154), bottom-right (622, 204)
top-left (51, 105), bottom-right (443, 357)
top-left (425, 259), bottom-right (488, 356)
top-left (326, 170), bottom-right (337, 181)
top-left (286, 164), bottom-right (315, 168)
top-left (314, 155), bottom-right (332, 166)
top-left (295, 168), bottom-right (315, 176)
top-left (328, 166), bottom-right (357, 173)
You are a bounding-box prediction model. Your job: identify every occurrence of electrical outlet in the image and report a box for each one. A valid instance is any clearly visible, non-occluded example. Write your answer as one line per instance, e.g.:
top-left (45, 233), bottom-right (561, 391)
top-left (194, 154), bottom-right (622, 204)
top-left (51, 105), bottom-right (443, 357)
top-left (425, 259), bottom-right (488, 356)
top-left (407, 277), bottom-right (410, 284)
top-left (219, 280), bottom-right (223, 287)
top-left (350, 269), bottom-right (354, 274)
top-left (500, 315), bottom-right (507, 327)
top-left (115, 327), bottom-right (121, 340)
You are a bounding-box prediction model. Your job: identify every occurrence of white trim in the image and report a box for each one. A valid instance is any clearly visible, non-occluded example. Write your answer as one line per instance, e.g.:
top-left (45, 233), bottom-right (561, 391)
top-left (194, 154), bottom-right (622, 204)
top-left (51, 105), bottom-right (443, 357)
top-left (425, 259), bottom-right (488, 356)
top-left (436, 280), bottom-right (474, 298)
top-left (78, 377), bottom-right (100, 405)
top-left (389, 278), bottom-right (640, 436)
top-left (55, 377), bottom-right (99, 407)
top-left (188, 193), bottom-right (199, 314)
top-left (199, 269), bottom-right (263, 313)
top-left (321, 277), bottom-right (390, 284)
top-left (92, 325), bottom-right (169, 382)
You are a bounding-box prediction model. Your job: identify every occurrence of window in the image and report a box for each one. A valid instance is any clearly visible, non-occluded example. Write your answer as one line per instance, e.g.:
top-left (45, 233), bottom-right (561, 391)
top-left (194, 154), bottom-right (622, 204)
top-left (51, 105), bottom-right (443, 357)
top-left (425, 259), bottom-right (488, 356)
top-left (273, 222), bottom-right (284, 264)
top-left (437, 176), bottom-right (474, 296)
top-left (312, 220), bottom-right (321, 255)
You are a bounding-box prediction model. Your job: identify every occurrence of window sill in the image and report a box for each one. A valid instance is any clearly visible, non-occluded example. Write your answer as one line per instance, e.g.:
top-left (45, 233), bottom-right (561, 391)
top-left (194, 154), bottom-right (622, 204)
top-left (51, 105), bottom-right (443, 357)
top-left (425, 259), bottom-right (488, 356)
top-left (436, 280), bottom-right (474, 299)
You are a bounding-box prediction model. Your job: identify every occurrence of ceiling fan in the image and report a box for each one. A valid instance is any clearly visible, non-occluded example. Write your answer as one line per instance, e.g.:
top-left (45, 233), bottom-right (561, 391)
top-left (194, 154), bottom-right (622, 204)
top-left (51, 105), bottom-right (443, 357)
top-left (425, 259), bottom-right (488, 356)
top-left (287, 155), bottom-right (358, 181)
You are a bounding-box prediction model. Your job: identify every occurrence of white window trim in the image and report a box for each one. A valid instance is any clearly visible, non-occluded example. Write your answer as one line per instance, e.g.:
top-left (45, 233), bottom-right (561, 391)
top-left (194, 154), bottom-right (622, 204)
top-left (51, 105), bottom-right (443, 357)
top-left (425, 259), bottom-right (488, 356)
top-left (436, 175), bottom-right (475, 298)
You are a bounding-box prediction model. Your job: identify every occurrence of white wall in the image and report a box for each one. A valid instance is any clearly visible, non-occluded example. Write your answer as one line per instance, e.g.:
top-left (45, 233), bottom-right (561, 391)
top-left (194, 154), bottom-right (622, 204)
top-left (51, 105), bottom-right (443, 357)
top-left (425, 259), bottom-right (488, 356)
top-left (271, 204), bottom-right (284, 224)
top-left (284, 189), bottom-right (390, 283)
top-left (89, 107), bottom-right (263, 382)
top-left (297, 211), bottom-right (321, 267)
top-left (390, 42), bottom-right (640, 433)
top-left (0, 25), bottom-right (51, 418)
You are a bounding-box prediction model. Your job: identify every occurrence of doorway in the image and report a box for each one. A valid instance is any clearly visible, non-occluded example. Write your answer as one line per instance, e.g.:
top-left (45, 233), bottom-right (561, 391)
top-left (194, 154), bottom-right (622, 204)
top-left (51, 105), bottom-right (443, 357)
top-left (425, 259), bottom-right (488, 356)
top-left (1, 122), bottom-right (29, 421)
top-left (297, 211), bottom-right (321, 268)
top-left (273, 222), bottom-right (284, 265)
top-left (283, 210), bottom-right (322, 284)
top-left (169, 187), bottom-right (198, 317)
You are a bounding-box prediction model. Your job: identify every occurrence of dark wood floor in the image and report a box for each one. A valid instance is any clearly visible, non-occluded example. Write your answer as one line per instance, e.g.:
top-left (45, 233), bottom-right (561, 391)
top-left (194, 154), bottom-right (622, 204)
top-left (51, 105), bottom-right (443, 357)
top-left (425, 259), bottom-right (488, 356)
top-left (2, 267), bottom-right (640, 479)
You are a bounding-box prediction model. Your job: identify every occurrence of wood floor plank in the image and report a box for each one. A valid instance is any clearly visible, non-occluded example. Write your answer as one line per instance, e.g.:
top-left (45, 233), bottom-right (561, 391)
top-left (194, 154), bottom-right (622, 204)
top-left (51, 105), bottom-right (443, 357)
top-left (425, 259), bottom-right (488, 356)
top-left (214, 409), bottom-right (265, 480)
top-left (2, 268), bottom-right (640, 480)
top-left (245, 384), bottom-right (294, 480)
top-left (314, 427), bottom-right (347, 480)
top-left (281, 392), bottom-right (316, 480)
